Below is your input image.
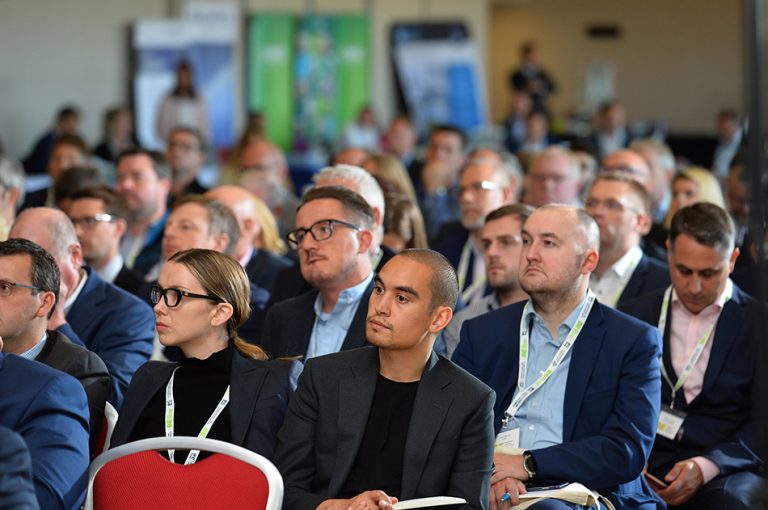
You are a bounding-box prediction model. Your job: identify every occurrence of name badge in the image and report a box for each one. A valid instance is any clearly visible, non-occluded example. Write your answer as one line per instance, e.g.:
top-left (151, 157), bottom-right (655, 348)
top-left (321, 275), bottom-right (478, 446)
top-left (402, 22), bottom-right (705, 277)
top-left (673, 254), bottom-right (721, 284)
top-left (495, 428), bottom-right (520, 452)
top-left (657, 405), bottom-right (686, 440)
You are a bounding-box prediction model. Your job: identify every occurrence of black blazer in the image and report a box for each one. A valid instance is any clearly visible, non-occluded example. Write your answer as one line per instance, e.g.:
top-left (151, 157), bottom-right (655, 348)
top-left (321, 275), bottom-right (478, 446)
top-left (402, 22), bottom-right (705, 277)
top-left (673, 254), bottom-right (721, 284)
top-left (260, 279), bottom-right (375, 359)
top-left (244, 248), bottom-right (293, 295)
top-left (36, 329), bottom-right (110, 450)
top-left (275, 347), bottom-right (495, 510)
top-left (110, 349), bottom-right (297, 460)
top-left (616, 254), bottom-right (671, 307)
top-left (113, 264), bottom-right (147, 296)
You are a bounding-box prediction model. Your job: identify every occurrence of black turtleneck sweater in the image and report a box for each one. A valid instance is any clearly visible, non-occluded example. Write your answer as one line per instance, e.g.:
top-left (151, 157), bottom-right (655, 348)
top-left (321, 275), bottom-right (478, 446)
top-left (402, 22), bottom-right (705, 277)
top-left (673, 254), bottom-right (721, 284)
top-left (129, 345), bottom-right (233, 462)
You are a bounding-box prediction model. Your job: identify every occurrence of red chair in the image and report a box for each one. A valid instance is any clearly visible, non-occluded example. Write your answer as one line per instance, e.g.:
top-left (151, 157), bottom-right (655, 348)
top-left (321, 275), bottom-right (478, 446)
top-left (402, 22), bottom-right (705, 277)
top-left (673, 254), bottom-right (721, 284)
top-left (84, 437), bottom-right (283, 510)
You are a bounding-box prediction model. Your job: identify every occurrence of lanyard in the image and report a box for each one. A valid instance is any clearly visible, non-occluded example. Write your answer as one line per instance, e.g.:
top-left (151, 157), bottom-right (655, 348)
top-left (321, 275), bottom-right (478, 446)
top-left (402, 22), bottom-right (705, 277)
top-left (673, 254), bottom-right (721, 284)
top-left (165, 367), bottom-right (231, 465)
top-left (502, 290), bottom-right (596, 427)
top-left (605, 248), bottom-right (643, 307)
top-left (457, 238), bottom-right (486, 304)
top-left (657, 282), bottom-right (732, 408)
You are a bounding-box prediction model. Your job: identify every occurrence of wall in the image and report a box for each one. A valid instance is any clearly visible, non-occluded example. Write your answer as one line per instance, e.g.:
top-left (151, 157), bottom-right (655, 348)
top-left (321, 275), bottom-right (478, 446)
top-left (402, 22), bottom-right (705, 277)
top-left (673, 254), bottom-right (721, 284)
top-left (0, 0), bottom-right (489, 161)
top-left (489, 0), bottom-right (744, 134)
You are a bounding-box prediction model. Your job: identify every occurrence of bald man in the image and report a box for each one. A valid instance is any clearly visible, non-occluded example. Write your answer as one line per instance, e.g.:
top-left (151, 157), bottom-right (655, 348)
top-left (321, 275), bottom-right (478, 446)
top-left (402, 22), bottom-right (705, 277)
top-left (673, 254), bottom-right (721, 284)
top-left (206, 185), bottom-right (293, 293)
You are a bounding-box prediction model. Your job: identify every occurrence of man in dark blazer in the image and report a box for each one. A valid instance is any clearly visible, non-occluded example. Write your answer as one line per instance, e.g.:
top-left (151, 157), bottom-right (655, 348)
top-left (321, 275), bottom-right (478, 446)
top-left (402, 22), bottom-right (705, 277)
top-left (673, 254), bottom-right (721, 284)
top-left (0, 425), bottom-right (38, 510)
top-left (453, 205), bottom-right (662, 509)
top-left (276, 250), bottom-right (495, 510)
top-left (9, 207), bottom-right (155, 410)
top-left (585, 172), bottom-right (670, 308)
top-left (0, 345), bottom-right (90, 510)
top-left (619, 203), bottom-right (763, 510)
top-left (0, 238), bottom-right (110, 451)
top-left (261, 186), bottom-right (376, 361)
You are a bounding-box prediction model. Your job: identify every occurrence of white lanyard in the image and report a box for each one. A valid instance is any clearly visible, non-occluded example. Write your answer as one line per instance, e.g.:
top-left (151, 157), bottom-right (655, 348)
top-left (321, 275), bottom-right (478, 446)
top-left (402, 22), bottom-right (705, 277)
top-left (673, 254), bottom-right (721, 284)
top-left (657, 282), bottom-right (732, 408)
top-left (457, 238), bottom-right (486, 304)
top-left (165, 367), bottom-right (231, 465)
top-left (502, 290), bottom-right (596, 427)
top-left (605, 248), bottom-right (643, 307)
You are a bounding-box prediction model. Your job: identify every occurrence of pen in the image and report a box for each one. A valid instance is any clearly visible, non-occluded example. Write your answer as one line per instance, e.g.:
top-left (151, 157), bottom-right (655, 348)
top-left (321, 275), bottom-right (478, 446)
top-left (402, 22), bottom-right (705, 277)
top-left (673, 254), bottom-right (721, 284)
top-left (500, 493), bottom-right (510, 502)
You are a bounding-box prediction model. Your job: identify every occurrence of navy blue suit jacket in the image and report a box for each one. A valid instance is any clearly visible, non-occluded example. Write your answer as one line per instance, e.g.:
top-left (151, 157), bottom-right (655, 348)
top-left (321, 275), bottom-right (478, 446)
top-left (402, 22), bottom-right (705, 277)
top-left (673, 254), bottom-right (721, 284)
top-left (0, 353), bottom-right (90, 510)
top-left (62, 267), bottom-right (154, 409)
top-left (453, 300), bottom-right (663, 509)
top-left (110, 349), bottom-right (296, 460)
top-left (619, 284), bottom-right (763, 478)
top-left (432, 222), bottom-right (491, 303)
top-left (260, 280), bottom-right (374, 359)
top-left (244, 248), bottom-right (293, 294)
top-left (0, 425), bottom-right (38, 510)
top-left (616, 254), bottom-right (671, 308)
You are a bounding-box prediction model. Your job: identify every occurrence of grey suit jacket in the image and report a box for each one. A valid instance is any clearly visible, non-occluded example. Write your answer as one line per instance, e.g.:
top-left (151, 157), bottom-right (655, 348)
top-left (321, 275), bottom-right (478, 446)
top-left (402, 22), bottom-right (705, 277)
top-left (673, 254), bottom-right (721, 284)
top-left (275, 346), bottom-right (495, 510)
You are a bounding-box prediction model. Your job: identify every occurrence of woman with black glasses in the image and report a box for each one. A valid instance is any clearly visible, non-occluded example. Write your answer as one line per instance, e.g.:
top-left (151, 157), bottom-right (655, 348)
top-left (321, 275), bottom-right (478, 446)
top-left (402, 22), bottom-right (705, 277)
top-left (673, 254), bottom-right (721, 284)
top-left (110, 248), bottom-right (297, 461)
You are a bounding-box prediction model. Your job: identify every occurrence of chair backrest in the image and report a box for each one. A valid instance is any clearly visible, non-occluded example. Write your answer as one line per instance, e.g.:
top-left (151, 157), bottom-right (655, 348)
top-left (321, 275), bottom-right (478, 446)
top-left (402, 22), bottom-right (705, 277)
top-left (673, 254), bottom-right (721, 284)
top-left (92, 401), bottom-right (119, 459)
top-left (84, 436), bottom-right (283, 510)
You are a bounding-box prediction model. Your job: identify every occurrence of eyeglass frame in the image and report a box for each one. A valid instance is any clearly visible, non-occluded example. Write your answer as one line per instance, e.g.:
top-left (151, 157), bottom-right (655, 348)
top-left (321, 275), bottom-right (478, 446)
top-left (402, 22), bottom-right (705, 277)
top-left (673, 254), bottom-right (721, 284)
top-left (150, 284), bottom-right (223, 308)
top-left (70, 213), bottom-right (119, 229)
top-left (0, 279), bottom-right (42, 297)
top-left (286, 218), bottom-right (362, 249)
top-left (456, 180), bottom-right (502, 198)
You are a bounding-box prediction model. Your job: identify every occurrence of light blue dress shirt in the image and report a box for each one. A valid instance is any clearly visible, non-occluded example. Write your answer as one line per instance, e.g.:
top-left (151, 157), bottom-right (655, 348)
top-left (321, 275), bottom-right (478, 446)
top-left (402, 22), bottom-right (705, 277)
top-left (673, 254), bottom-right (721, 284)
top-left (502, 293), bottom-right (591, 449)
top-left (18, 332), bottom-right (48, 360)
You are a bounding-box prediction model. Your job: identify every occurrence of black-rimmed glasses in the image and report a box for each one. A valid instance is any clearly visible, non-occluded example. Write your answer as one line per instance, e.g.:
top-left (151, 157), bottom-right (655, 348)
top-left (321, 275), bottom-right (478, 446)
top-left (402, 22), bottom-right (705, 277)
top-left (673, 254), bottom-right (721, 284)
top-left (150, 284), bottom-right (223, 308)
top-left (0, 279), bottom-right (41, 297)
top-left (286, 219), bottom-right (362, 249)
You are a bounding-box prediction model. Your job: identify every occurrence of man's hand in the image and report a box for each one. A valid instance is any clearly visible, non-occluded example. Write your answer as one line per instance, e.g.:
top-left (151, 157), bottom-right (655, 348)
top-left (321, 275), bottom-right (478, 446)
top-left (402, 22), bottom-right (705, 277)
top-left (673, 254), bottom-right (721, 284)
top-left (489, 476), bottom-right (526, 510)
top-left (316, 490), bottom-right (398, 510)
top-left (491, 452), bottom-right (530, 483)
top-left (655, 460), bottom-right (704, 506)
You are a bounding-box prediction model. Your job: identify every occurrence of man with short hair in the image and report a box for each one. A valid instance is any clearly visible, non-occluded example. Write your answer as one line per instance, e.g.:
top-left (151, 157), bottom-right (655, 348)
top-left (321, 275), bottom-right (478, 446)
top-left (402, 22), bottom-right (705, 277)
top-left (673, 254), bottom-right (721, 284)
top-left (441, 204), bottom-right (533, 358)
top-left (9, 207), bottom-right (155, 409)
top-left (384, 114), bottom-right (418, 168)
top-left (630, 138), bottom-right (675, 224)
top-left (23, 104), bottom-right (81, 175)
top-left (586, 101), bottom-right (633, 160)
top-left (454, 204), bottom-right (662, 509)
top-left (261, 186), bottom-right (375, 360)
top-left (167, 126), bottom-right (209, 199)
top-left (524, 147), bottom-right (581, 207)
top-left (68, 186), bottom-right (145, 294)
top-left (205, 185), bottom-right (293, 294)
top-left (276, 249), bottom-right (495, 510)
top-left (434, 156), bottom-right (519, 307)
top-left (115, 148), bottom-right (172, 276)
top-left (620, 203), bottom-right (763, 510)
top-left (0, 238), bottom-right (110, 448)
top-left (0, 336), bottom-right (90, 510)
top-left (23, 134), bottom-right (90, 209)
top-left (585, 173), bottom-right (670, 308)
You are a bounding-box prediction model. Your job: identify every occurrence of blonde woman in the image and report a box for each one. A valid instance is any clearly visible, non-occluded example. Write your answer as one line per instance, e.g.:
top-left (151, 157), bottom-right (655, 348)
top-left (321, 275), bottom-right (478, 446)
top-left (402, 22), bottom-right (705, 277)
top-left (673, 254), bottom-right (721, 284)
top-left (664, 167), bottom-right (726, 227)
top-left (362, 153), bottom-right (418, 203)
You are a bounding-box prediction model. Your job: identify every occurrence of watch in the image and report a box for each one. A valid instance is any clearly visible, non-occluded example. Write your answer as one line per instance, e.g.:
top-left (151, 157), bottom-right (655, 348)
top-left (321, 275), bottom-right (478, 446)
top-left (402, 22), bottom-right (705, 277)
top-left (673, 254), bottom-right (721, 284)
top-left (522, 450), bottom-right (538, 479)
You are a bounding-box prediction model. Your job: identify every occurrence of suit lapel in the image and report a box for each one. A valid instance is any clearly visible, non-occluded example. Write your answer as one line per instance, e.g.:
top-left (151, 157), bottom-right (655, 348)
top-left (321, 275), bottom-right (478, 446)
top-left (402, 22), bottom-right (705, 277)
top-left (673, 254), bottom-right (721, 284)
top-left (114, 363), bottom-right (176, 445)
top-left (400, 354), bottom-right (452, 499)
top-left (697, 294), bottom-right (743, 400)
top-left (562, 304), bottom-right (605, 441)
top-left (618, 256), bottom-right (647, 305)
top-left (229, 353), bottom-right (269, 446)
top-left (327, 349), bottom-right (379, 496)
top-left (286, 292), bottom-right (318, 357)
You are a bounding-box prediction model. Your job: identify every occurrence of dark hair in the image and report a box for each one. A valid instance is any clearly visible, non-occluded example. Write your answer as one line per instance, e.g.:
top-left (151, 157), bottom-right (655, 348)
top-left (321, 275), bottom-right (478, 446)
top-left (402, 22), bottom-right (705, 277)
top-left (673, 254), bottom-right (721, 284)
top-left (485, 203), bottom-right (535, 225)
top-left (54, 166), bottom-right (104, 204)
top-left (168, 126), bottom-right (207, 152)
top-left (57, 105), bottom-right (80, 122)
top-left (70, 186), bottom-right (130, 219)
top-left (53, 133), bottom-right (89, 155)
top-left (299, 185), bottom-right (374, 230)
top-left (394, 249), bottom-right (459, 312)
top-left (590, 171), bottom-right (652, 214)
top-left (117, 148), bottom-right (171, 180)
top-left (0, 238), bottom-right (60, 318)
top-left (669, 202), bottom-right (735, 255)
top-left (430, 124), bottom-right (468, 151)
top-left (171, 195), bottom-right (240, 256)
top-left (383, 193), bottom-right (428, 250)
top-left (171, 59), bottom-right (198, 98)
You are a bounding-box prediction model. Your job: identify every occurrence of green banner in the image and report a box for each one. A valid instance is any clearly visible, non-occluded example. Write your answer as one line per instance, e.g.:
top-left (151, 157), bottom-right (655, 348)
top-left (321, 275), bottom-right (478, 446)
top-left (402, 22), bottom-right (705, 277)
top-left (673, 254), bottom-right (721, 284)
top-left (333, 16), bottom-right (370, 135)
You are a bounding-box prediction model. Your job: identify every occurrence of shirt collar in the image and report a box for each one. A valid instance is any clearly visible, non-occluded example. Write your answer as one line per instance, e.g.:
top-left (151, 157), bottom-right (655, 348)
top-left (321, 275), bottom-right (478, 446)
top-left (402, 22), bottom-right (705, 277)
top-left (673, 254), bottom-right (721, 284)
top-left (524, 291), bottom-right (590, 341)
top-left (18, 331), bottom-right (48, 360)
top-left (96, 254), bottom-right (124, 284)
top-left (671, 278), bottom-right (733, 315)
top-left (239, 245), bottom-right (255, 268)
top-left (609, 245), bottom-right (643, 279)
top-left (64, 268), bottom-right (88, 312)
top-left (313, 272), bottom-right (374, 317)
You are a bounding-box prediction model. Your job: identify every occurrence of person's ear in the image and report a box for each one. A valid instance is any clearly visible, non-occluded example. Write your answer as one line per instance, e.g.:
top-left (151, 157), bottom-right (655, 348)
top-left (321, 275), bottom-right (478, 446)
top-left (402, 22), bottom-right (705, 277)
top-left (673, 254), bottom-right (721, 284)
top-left (429, 305), bottom-right (453, 333)
top-left (357, 229), bottom-right (373, 254)
top-left (581, 248), bottom-right (599, 275)
top-left (212, 234), bottom-right (230, 253)
top-left (210, 302), bottom-right (233, 328)
top-left (36, 291), bottom-right (57, 319)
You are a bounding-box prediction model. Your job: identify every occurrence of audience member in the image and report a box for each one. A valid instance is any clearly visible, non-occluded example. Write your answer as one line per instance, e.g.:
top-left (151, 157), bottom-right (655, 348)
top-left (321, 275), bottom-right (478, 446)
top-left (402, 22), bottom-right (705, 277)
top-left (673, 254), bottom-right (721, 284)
top-left (9, 207), bottom-right (155, 409)
top-left (586, 101), bottom-right (633, 160)
top-left (523, 146), bottom-right (581, 207)
top-left (509, 41), bottom-right (556, 113)
top-left (331, 146), bottom-right (371, 167)
top-left (93, 106), bottom-right (137, 164)
top-left (601, 148), bottom-right (653, 190)
top-left (382, 114), bottom-right (418, 169)
top-left (0, 425), bottom-right (38, 510)
top-left (68, 186), bottom-right (145, 294)
top-left (251, 193), bottom-right (289, 255)
top-left (115, 148), bottom-right (171, 276)
top-left (454, 204), bottom-right (662, 509)
top-left (167, 126), bottom-right (209, 199)
top-left (664, 167), bottom-right (725, 228)
top-left (502, 91), bottom-right (533, 153)
top-left (0, 336), bottom-right (90, 510)
top-left (261, 186), bottom-right (374, 360)
top-left (434, 157), bottom-right (519, 306)
top-left (0, 238), bottom-right (109, 451)
top-left (620, 203), bottom-right (762, 509)
top-left (630, 138), bottom-right (676, 223)
top-left (24, 134), bottom-right (90, 209)
top-left (22, 104), bottom-right (81, 175)
top-left (276, 249), bottom-right (495, 510)
top-left (440, 204), bottom-right (533, 358)
top-left (206, 185), bottom-right (293, 294)
top-left (362, 152), bottom-right (417, 202)
top-left (155, 60), bottom-right (209, 143)
top-left (382, 193), bottom-right (428, 253)
top-left (0, 157), bottom-right (26, 240)
top-left (111, 249), bottom-right (296, 461)
top-left (711, 108), bottom-right (743, 180)
top-left (341, 104), bottom-right (380, 151)
top-left (585, 173), bottom-right (670, 307)
top-left (518, 110), bottom-right (552, 154)
top-left (53, 165), bottom-right (104, 213)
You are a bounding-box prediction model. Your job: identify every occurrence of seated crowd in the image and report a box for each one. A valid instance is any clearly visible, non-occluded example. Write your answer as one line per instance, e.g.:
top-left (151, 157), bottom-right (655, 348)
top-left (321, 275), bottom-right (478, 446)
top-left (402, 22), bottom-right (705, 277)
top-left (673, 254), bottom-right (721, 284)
top-left (0, 92), bottom-right (764, 510)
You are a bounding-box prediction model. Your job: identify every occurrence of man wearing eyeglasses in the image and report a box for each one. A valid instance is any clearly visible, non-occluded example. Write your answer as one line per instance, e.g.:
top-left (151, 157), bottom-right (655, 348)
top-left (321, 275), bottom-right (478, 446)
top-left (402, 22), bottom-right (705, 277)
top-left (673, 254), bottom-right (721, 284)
top-left (585, 173), bottom-right (669, 308)
top-left (67, 186), bottom-right (146, 295)
top-left (261, 186), bottom-right (374, 363)
top-left (167, 127), bottom-right (209, 200)
top-left (433, 155), bottom-right (519, 307)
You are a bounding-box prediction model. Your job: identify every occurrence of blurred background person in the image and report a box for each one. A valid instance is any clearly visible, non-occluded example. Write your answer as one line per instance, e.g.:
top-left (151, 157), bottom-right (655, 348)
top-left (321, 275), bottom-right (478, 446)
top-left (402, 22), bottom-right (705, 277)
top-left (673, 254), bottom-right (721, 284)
top-left (509, 41), bottom-right (556, 113)
top-left (382, 193), bottom-right (428, 253)
top-left (361, 152), bottom-right (417, 202)
top-left (664, 167), bottom-right (726, 228)
top-left (382, 114), bottom-right (418, 170)
top-left (0, 157), bottom-right (25, 241)
top-left (166, 126), bottom-right (209, 200)
top-left (93, 106), bottom-right (137, 164)
top-left (22, 104), bottom-right (81, 175)
top-left (155, 60), bottom-right (209, 143)
top-left (340, 104), bottom-right (380, 152)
